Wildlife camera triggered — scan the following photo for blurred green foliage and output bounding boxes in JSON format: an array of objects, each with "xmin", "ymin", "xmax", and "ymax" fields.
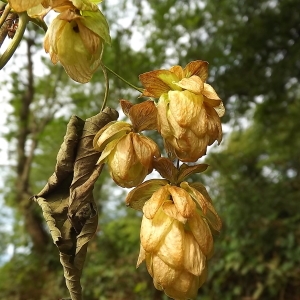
[{"xmin": 0, "ymin": 0, "xmax": 299, "ymax": 299}]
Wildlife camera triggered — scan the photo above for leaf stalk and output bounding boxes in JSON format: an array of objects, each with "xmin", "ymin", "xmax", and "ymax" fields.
[{"xmin": 104, "ymin": 64, "xmax": 144, "ymax": 93}]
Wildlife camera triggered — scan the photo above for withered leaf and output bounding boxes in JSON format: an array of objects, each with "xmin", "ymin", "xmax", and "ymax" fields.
[
  {"xmin": 68, "ymin": 107, "xmax": 119, "ymax": 230},
  {"xmin": 33, "ymin": 107, "xmax": 118, "ymax": 300},
  {"xmin": 37, "ymin": 116, "xmax": 85, "ymax": 197},
  {"xmin": 120, "ymin": 99, "xmax": 134, "ymax": 117},
  {"xmin": 128, "ymin": 100, "xmax": 158, "ymax": 132},
  {"xmin": 153, "ymin": 157, "xmax": 178, "ymax": 183},
  {"xmin": 177, "ymin": 163, "xmax": 209, "ymax": 183}
]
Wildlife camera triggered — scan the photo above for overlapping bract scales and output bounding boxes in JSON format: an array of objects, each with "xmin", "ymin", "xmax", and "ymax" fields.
[
  {"xmin": 139, "ymin": 60, "xmax": 225, "ymax": 162},
  {"xmin": 9, "ymin": 0, "xmax": 111, "ymax": 83},
  {"xmin": 93, "ymin": 100, "xmax": 160, "ymax": 188},
  {"xmin": 127, "ymin": 178, "xmax": 222, "ymax": 300}
]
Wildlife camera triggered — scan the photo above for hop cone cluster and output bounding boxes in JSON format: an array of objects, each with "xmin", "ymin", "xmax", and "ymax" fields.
[
  {"xmin": 93, "ymin": 61, "xmax": 225, "ymax": 299},
  {"xmin": 137, "ymin": 182, "xmax": 221, "ymax": 300},
  {"xmin": 9, "ymin": 0, "xmax": 225, "ymax": 297}
]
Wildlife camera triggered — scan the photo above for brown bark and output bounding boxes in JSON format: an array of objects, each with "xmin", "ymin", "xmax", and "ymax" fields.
[{"xmin": 0, "ymin": 9, "xmax": 18, "ymax": 47}]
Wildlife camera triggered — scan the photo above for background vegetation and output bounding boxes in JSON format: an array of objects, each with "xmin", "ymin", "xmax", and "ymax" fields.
[{"xmin": 0, "ymin": 0, "xmax": 299, "ymax": 299}]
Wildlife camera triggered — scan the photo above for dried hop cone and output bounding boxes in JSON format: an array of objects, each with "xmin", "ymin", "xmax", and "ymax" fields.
[
  {"xmin": 43, "ymin": 0, "xmax": 111, "ymax": 83},
  {"xmin": 93, "ymin": 101, "xmax": 160, "ymax": 188},
  {"xmin": 127, "ymin": 180, "xmax": 222, "ymax": 300},
  {"xmin": 139, "ymin": 60, "xmax": 225, "ymax": 162}
]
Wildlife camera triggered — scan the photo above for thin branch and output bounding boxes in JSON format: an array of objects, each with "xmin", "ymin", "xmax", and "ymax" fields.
[
  {"xmin": 0, "ymin": 3, "xmax": 10, "ymax": 28},
  {"xmin": 0, "ymin": 11, "xmax": 28, "ymax": 69},
  {"xmin": 0, "ymin": 10, "xmax": 17, "ymax": 48}
]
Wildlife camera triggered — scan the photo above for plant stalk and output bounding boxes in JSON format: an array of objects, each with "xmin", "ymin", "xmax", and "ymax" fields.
[
  {"xmin": 0, "ymin": 11, "xmax": 28, "ymax": 69},
  {"xmin": 100, "ymin": 62, "xmax": 109, "ymax": 112},
  {"xmin": 0, "ymin": 3, "xmax": 10, "ymax": 28},
  {"xmin": 104, "ymin": 64, "xmax": 144, "ymax": 93}
]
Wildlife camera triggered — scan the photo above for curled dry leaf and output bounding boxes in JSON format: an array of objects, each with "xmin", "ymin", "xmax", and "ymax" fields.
[
  {"xmin": 68, "ymin": 107, "xmax": 119, "ymax": 229},
  {"xmin": 33, "ymin": 107, "xmax": 118, "ymax": 300},
  {"xmin": 177, "ymin": 163, "xmax": 209, "ymax": 183},
  {"xmin": 152, "ymin": 157, "xmax": 178, "ymax": 184},
  {"xmin": 37, "ymin": 115, "xmax": 85, "ymax": 197}
]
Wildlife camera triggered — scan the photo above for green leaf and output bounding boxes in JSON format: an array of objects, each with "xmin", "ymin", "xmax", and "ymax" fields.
[{"xmin": 81, "ymin": 10, "xmax": 111, "ymax": 44}]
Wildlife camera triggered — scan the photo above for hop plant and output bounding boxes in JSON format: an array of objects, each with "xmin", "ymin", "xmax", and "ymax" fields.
[
  {"xmin": 8, "ymin": 0, "xmax": 111, "ymax": 83},
  {"xmin": 2, "ymin": 0, "xmax": 226, "ymax": 297},
  {"xmin": 91, "ymin": 60, "xmax": 225, "ymax": 299},
  {"xmin": 93, "ymin": 100, "xmax": 160, "ymax": 188},
  {"xmin": 125, "ymin": 159, "xmax": 222, "ymax": 299},
  {"xmin": 44, "ymin": 0, "xmax": 110, "ymax": 83},
  {"xmin": 139, "ymin": 60, "xmax": 225, "ymax": 162}
]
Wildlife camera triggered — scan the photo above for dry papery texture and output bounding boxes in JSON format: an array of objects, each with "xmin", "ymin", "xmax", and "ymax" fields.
[{"xmin": 34, "ymin": 107, "xmax": 118, "ymax": 300}]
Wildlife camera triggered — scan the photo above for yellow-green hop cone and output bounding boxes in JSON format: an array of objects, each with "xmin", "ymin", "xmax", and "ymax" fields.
[
  {"xmin": 44, "ymin": 4, "xmax": 110, "ymax": 83},
  {"xmin": 139, "ymin": 60, "xmax": 225, "ymax": 162},
  {"xmin": 136, "ymin": 183, "xmax": 219, "ymax": 300},
  {"xmin": 93, "ymin": 121, "xmax": 160, "ymax": 188},
  {"xmin": 93, "ymin": 100, "xmax": 160, "ymax": 188}
]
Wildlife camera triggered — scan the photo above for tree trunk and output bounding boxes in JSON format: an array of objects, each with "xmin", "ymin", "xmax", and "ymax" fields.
[
  {"xmin": 11, "ymin": 33, "xmax": 61, "ymax": 300},
  {"xmin": 15, "ymin": 37, "xmax": 51, "ymax": 255}
]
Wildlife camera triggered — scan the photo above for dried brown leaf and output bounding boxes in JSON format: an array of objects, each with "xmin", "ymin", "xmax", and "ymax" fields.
[
  {"xmin": 37, "ymin": 116, "xmax": 85, "ymax": 197},
  {"xmin": 68, "ymin": 107, "xmax": 119, "ymax": 232},
  {"xmin": 153, "ymin": 157, "xmax": 178, "ymax": 183},
  {"xmin": 177, "ymin": 163, "xmax": 209, "ymax": 183},
  {"xmin": 33, "ymin": 107, "xmax": 119, "ymax": 300}
]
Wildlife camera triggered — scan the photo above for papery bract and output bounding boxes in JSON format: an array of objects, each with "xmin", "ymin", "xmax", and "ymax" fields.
[
  {"xmin": 44, "ymin": 6, "xmax": 110, "ymax": 83},
  {"xmin": 139, "ymin": 60, "xmax": 225, "ymax": 162},
  {"xmin": 133, "ymin": 182, "xmax": 220, "ymax": 299},
  {"xmin": 120, "ymin": 99, "xmax": 158, "ymax": 132},
  {"xmin": 94, "ymin": 130, "xmax": 160, "ymax": 188}
]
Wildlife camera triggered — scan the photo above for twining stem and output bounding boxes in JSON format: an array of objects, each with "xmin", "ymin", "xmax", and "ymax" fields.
[
  {"xmin": 104, "ymin": 64, "xmax": 144, "ymax": 93},
  {"xmin": 100, "ymin": 62, "xmax": 109, "ymax": 112},
  {"xmin": 0, "ymin": 3, "xmax": 10, "ymax": 28},
  {"xmin": 0, "ymin": 12, "xmax": 28, "ymax": 69},
  {"xmin": 28, "ymin": 17, "xmax": 48, "ymax": 32}
]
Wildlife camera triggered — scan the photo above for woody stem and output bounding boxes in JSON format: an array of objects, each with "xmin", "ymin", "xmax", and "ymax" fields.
[
  {"xmin": 0, "ymin": 12, "xmax": 28, "ymax": 69},
  {"xmin": 0, "ymin": 3, "xmax": 10, "ymax": 28}
]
